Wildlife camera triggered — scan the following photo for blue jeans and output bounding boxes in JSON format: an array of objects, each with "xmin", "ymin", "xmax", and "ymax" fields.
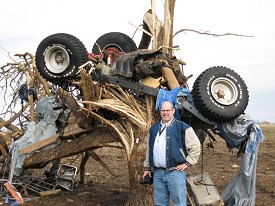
[{"xmin": 153, "ymin": 168, "xmax": 187, "ymax": 206}]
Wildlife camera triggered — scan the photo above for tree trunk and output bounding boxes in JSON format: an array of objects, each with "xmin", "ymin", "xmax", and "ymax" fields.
[
  {"xmin": 127, "ymin": 131, "xmax": 154, "ymax": 206},
  {"xmin": 126, "ymin": 94, "xmax": 156, "ymax": 205},
  {"xmin": 162, "ymin": 0, "xmax": 176, "ymax": 55},
  {"xmin": 23, "ymin": 127, "xmax": 117, "ymax": 169}
]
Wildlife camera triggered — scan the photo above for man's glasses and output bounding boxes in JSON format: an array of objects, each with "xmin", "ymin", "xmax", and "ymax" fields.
[{"xmin": 160, "ymin": 110, "xmax": 172, "ymax": 113}]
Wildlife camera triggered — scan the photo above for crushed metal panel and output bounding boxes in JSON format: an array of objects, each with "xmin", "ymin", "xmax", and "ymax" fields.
[
  {"xmin": 35, "ymin": 95, "xmax": 69, "ymax": 122},
  {"xmin": 8, "ymin": 96, "xmax": 70, "ymax": 177}
]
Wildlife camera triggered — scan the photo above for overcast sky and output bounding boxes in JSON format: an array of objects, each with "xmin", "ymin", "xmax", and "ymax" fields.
[{"xmin": 1, "ymin": 0, "xmax": 275, "ymax": 123}]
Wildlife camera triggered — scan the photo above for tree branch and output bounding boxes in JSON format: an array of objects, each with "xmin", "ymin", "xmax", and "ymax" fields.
[{"xmin": 173, "ymin": 29, "xmax": 254, "ymax": 38}]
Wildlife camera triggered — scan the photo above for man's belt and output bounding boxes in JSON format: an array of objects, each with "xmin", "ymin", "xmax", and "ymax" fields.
[{"xmin": 154, "ymin": 166, "xmax": 177, "ymax": 171}]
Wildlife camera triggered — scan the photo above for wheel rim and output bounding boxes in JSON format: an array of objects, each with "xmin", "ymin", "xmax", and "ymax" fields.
[
  {"xmin": 103, "ymin": 45, "xmax": 123, "ymax": 62},
  {"xmin": 45, "ymin": 46, "xmax": 70, "ymax": 74},
  {"xmin": 211, "ymin": 77, "xmax": 238, "ymax": 106}
]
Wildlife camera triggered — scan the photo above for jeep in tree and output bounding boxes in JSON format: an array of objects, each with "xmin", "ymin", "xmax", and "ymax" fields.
[{"xmin": 35, "ymin": 31, "xmax": 249, "ymax": 127}]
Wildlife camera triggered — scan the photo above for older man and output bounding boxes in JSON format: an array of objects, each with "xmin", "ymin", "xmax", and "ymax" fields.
[{"xmin": 143, "ymin": 101, "xmax": 201, "ymax": 206}]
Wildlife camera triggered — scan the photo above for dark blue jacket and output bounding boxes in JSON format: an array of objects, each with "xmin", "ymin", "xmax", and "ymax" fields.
[{"xmin": 148, "ymin": 119, "xmax": 189, "ymax": 168}]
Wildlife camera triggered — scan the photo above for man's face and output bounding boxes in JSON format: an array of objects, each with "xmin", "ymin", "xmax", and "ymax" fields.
[{"xmin": 160, "ymin": 102, "xmax": 175, "ymax": 123}]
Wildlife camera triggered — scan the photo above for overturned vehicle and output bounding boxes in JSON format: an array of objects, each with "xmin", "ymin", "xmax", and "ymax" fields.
[{"xmin": 35, "ymin": 32, "xmax": 249, "ymax": 145}]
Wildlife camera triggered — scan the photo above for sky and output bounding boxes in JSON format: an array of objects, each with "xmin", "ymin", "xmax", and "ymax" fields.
[{"xmin": 0, "ymin": 0, "xmax": 275, "ymax": 123}]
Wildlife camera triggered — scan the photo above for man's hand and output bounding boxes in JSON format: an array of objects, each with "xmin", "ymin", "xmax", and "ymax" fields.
[
  {"xmin": 176, "ymin": 163, "xmax": 189, "ymax": 171},
  {"xmin": 140, "ymin": 170, "xmax": 153, "ymax": 185},
  {"xmin": 143, "ymin": 170, "xmax": 151, "ymax": 178}
]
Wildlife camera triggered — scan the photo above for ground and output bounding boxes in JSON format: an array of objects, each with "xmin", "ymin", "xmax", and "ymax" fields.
[{"xmin": 8, "ymin": 124, "xmax": 275, "ymax": 205}]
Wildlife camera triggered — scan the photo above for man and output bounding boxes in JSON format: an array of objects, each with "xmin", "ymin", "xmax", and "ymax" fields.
[{"xmin": 143, "ymin": 101, "xmax": 201, "ymax": 206}]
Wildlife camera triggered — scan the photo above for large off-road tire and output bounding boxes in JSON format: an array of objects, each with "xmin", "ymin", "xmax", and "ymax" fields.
[
  {"xmin": 92, "ymin": 32, "xmax": 137, "ymax": 62},
  {"xmin": 192, "ymin": 66, "xmax": 249, "ymax": 122},
  {"xmin": 35, "ymin": 33, "xmax": 89, "ymax": 83}
]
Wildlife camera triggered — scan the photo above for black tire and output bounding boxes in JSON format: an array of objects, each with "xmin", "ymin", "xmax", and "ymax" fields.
[
  {"xmin": 35, "ymin": 33, "xmax": 89, "ymax": 83},
  {"xmin": 192, "ymin": 66, "xmax": 249, "ymax": 122},
  {"xmin": 92, "ymin": 32, "xmax": 137, "ymax": 62}
]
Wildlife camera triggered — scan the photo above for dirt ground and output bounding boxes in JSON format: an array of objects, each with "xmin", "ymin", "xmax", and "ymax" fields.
[{"xmin": 7, "ymin": 124, "xmax": 275, "ymax": 206}]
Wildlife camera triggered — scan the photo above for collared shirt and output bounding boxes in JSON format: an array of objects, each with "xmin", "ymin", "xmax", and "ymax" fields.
[{"xmin": 153, "ymin": 118, "xmax": 174, "ymax": 168}]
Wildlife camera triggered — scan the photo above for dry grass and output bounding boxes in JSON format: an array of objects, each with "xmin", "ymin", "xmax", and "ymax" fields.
[{"xmin": 259, "ymin": 124, "xmax": 275, "ymax": 139}]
